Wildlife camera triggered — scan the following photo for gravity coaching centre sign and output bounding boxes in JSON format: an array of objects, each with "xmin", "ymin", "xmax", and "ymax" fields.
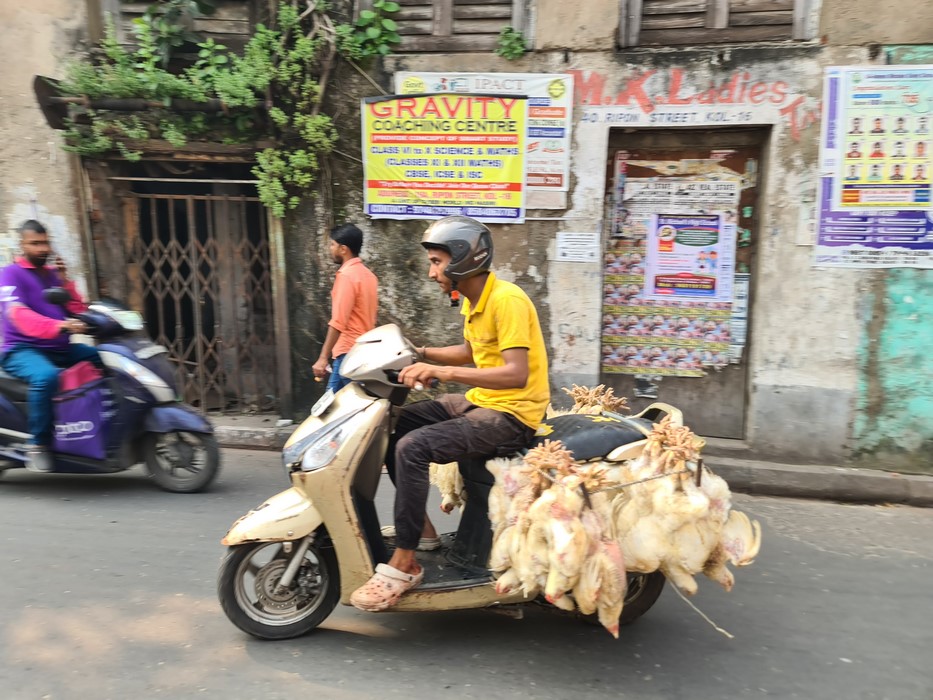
[{"xmin": 361, "ymin": 94, "xmax": 528, "ymax": 224}]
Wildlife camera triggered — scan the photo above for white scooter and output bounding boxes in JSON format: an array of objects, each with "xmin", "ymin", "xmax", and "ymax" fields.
[{"xmin": 218, "ymin": 324, "xmax": 679, "ymax": 639}]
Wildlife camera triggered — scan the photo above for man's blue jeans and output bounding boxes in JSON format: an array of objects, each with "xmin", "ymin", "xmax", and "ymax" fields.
[
  {"xmin": 327, "ymin": 353, "xmax": 351, "ymax": 393},
  {"xmin": 1, "ymin": 343, "xmax": 101, "ymax": 447}
]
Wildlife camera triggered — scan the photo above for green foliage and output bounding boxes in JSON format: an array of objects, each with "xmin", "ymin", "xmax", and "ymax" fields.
[
  {"xmin": 60, "ymin": 2, "xmax": 358, "ymax": 218},
  {"xmin": 496, "ymin": 26, "xmax": 527, "ymax": 61},
  {"xmin": 130, "ymin": 0, "xmax": 217, "ymax": 67},
  {"xmin": 244, "ymin": 5, "xmax": 338, "ymax": 216},
  {"xmin": 353, "ymin": 0, "xmax": 402, "ymax": 58}
]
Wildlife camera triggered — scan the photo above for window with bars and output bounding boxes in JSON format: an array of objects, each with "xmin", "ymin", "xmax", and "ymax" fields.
[
  {"xmin": 619, "ymin": 0, "xmax": 817, "ymax": 47},
  {"xmin": 358, "ymin": 0, "xmax": 526, "ymax": 52}
]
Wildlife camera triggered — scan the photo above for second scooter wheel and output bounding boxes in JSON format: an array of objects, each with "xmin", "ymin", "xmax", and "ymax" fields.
[{"xmin": 143, "ymin": 431, "xmax": 220, "ymax": 493}]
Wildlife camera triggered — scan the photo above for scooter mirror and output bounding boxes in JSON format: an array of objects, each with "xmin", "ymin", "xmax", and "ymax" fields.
[{"xmin": 42, "ymin": 287, "xmax": 72, "ymax": 306}]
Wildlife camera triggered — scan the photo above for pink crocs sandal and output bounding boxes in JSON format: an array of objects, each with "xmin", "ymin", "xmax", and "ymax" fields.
[{"xmin": 350, "ymin": 563, "xmax": 424, "ymax": 612}]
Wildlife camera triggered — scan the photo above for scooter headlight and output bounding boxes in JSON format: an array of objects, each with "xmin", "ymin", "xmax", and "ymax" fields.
[
  {"xmin": 282, "ymin": 408, "xmax": 365, "ymax": 473},
  {"xmin": 100, "ymin": 351, "xmax": 177, "ymax": 403},
  {"xmin": 301, "ymin": 424, "xmax": 347, "ymax": 472}
]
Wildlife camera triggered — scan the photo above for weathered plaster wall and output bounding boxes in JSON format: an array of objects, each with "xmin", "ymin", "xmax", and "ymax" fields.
[
  {"xmin": 0, "ymin": 3, "xmax": 88, "ymax": 292},
  {"xmin": 385, "ymin": 46, "xmax": 866, "ymax": 461},
  {"xmin": 288, "ymin": 4, "xmax": 929, "ymax": 466},
  {"xmin": 533, "ymin": 0, "xmax": 618, "ymax": 52},
  {"xmin": 285, "ymin": 60, "xmax": 559, "ymax": 416},
  {"xmin": 821, "ymin": 0, "xmax": 933, "ymax": 45},
  {"xmin": 570, "ymin": 46, "xmax": 871, "ymax": 462}
]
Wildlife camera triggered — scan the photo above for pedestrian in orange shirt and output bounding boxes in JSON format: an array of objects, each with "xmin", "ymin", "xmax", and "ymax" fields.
[{"xmin": 312, "ymin": 224, "xmax": 378, "ymax": 392}]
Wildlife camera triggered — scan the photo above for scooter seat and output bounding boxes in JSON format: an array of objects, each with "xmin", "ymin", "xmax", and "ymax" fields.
[
  {"xmin": 0, "ymin": 368, "xmax": 29, "ymax": 401},
  {"xmin": 530, "ymin": 413, "xmax": 651, "ymax": 461}
]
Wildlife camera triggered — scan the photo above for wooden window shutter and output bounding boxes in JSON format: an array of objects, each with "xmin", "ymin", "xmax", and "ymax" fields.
[
  {"xmin": 619, "ymin": 0, "xmax": 815, "ymax": 47},
  {"xmin": 359, "ymin": 0, "xmax": 526, "ymax": 53},
  {"xmin": 89, "ymin": 0, "xmax": 258, "ymax": 54}
]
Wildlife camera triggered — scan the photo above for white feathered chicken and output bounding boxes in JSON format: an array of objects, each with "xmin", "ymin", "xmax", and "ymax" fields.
[
  {"xmin": 613, "ymin": 416, "xmax": 762, "ymax": 595},
  {"xmin": 429, "ymin": 461, "xmax": 466, "ymax": 513}
]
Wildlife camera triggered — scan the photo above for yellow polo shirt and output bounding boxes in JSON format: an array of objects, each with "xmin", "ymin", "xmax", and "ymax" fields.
[{"xmin": 461, "ymin": 272, "xmax": 550, "ymax": 429}]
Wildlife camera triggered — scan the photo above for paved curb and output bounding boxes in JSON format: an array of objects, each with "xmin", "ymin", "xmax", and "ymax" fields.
[
  {"xmin": 213, "ymin": 424, "xmax": 933, "ymax": 508},
  {"xmin": 706, "ymin": 456, "xmax": 933, "ymax": 508},
  {"xmin": 214, "ymin": 424, "xmax": 295, "ymax": 451}
]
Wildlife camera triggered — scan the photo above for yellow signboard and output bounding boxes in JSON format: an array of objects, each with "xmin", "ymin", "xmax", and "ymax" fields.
[{"xmin": 362, "ymin": 94, "xmax": 527, "ymax": 223}]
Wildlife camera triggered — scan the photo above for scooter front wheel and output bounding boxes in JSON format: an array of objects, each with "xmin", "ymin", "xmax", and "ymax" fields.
[
  {"xmin": 218, "ymin": 537, "xmax": 340, "ymax": 640},
  {"xmin": 143, "ymin": 431, "xmax": 220, "ymax": 493}
]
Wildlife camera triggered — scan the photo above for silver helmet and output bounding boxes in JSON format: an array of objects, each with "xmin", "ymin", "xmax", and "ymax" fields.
[{"xmin": 420, "ymin": 216, "xmax": 493, "ymax": 283}]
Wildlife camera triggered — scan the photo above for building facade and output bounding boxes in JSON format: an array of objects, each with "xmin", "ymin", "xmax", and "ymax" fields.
[{"xmin": 2, "ymin": 0, "xmax": 931, "ymax": 471}]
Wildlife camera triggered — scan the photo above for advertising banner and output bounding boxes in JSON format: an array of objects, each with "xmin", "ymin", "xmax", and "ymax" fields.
[
  {"xmin": 815, "ymin": 67, "xmax": 933, "ymax": 267},
  {"xmin": 362, "ymin": 94, "xmax": 527, "ymax": 223},
  {"xmin": 832, "ymin": 66, "xmax": 933, "ymax": 210},
  {"xmin": 395, "ymin": 72, "xmax": 573, "ymax": 190}
]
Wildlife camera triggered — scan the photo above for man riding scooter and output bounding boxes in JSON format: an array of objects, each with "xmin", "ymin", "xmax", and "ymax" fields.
[
  {"xmin": 0, "ymin": 220, "xmax": 99, "ymax": 472},
  {"xmin": 349, "ymin": 215, "xmax": 551, "ymax": 611}
]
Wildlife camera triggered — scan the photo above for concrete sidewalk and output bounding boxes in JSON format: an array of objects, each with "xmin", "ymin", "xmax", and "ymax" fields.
[{"xmin": 212, "ymin": 416, "xmax": 933, "ymax": 508}]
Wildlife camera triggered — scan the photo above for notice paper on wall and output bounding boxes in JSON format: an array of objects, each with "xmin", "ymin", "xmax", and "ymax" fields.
[{"xmin": 556, "ymin": 232, "xmax": 600, "ymax": 262}]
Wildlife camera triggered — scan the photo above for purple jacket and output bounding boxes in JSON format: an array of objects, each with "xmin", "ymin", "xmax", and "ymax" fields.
[{"xmin": 0, "ymin": 261, "xmax": 71, "ymax": 352}]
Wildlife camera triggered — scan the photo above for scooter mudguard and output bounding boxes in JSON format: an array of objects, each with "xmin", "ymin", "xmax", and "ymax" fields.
[
  {"xmin": 221, "ymin": 487, "xmax": 323, "ymax": 546},
  {"xmin": 144, "ymin": 403, "xmax": 213, "ymax": 434}
]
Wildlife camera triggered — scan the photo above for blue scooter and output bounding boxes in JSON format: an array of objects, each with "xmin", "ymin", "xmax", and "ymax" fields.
[{"xmin": 0, "ymin": 289, "xmax": 220, "ymax": 492}]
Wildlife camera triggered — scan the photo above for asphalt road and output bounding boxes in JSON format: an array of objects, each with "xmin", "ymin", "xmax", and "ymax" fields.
[{"xmin": 1, "ymin": 449, "xmax": 931, "ymax": 700}]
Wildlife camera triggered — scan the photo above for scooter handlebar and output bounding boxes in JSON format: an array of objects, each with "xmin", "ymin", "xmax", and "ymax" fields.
[{"xmin": 384, "ymin": 370, "xmax": 439, "ymax": 390}]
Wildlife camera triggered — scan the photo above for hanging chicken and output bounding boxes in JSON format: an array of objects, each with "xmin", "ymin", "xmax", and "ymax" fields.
[
  {"xmin": 613, "ymin": 416, "xmax": 761, "ymax": 595},
  {"xmin": 429, "ymin": 461, "xmax": 466, "ymax": 513},
  {"xmin": 478, "ymin": 385, "xmax": 762, "ymax": 638}
]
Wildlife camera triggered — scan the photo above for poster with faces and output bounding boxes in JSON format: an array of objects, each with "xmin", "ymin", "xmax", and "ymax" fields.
[{"xmin": 834, "ymin": 67, "xmax": 933, "ymax": 209}]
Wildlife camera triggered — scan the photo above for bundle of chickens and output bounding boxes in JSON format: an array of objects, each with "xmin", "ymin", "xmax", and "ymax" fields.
[{"xmin": 476, "ymin": 387, "xmax": 761, "ymax": 638}]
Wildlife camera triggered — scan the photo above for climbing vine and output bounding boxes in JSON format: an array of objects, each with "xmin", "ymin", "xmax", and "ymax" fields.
[{"xmin": 60, "ymin": 1, "xmax": 388, "ymax": 217}]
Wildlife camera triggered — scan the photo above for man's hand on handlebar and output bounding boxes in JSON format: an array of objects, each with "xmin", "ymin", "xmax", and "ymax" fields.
[
  {"xmin": 398, "ymin": 362, "xmax": 446, "ymax": 390},
  {"xmin": 60, "ymin": 319, "xmax": 87, "ymax": 335}
]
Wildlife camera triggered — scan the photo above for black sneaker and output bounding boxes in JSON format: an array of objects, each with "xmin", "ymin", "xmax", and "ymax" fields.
[{"xmin": 26, "ymin": 448, "xmax": 54, "ymax": 473}]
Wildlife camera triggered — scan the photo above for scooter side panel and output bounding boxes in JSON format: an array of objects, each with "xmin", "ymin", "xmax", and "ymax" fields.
[
  {"xmin": 144, "ymin": 404, "xmax": 213, "ymax": 434},
  {"xmin": 221, "ymin": 487, "xmax": 323, "ymax": 545}
]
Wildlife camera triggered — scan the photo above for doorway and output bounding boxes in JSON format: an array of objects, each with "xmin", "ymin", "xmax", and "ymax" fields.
[
  {"xmin": 599, "ymin": 128, "xmax": 768, "ymax": 439},
  {"xmin": 121, "ymin": 188, "xmax": 279, "ymax": 414}
]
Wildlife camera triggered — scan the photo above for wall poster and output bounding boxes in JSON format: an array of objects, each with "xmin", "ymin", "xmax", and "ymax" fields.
[
  {"xmin": 602, "ymin": 155, "xmax": 740, "ymax": 378},
  {"xmin": 394, "ymin": 72, "xmax": 573, "ymax": 191},
  {"xmin": 643, "ymin": 213, "xmax": 735, "ymax": 303},
  {"xmin": 816, "ymin": 66, "xmax": 933, "ymax": 268},
  {"xmin": 361, "ymin": 94, "xmax": 527, "ymax": 223}
]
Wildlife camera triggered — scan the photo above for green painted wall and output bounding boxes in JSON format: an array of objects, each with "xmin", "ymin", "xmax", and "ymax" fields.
[
  {"xmin": 854, "ymin": 271, "xmax": 933, "ymax": 472},
  {"xmin": 854, "ymin": 47, "xmax": 933, "ymax": 473}
]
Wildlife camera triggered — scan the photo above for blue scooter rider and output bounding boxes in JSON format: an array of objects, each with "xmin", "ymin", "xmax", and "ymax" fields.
[{"xmin": 0, "ymin": 220, "xmax": 100, "ymax": 472}]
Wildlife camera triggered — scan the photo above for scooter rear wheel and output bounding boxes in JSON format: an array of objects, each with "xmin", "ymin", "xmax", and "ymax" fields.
[
  {"xmin": 218, "ymin": 537, "xmax": 340, "ymax": 640},
  {"xmin": 143, "ymin": 431, "xmax": 220, "ymax": 493}
]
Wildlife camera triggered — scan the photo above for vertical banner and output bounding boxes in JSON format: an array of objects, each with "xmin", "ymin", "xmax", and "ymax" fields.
[
  {"xmin": 394, "ymin": 72, "xmax": 573, "ymax": 191},
  {"xmin": 815, "ymin": 67, "xmax": 933, "ymax": 268},
  {"xmin": 362, "ymin": 94, "xmax": 527, "ymax": 223},
  {"xmin": 833, "ymin": 66, "xmax": 933, "ymax": 210}
]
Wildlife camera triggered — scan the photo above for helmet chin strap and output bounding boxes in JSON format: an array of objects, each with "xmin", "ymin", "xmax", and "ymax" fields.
[{"xmin": 449, "ymin": 281, "xmax": 460, "ymax": 307}]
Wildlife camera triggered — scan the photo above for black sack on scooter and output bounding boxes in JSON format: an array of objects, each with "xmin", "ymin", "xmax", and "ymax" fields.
[{"xmin": 531, "ymin": 413, "xmax": 648, "ymax": 462}]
